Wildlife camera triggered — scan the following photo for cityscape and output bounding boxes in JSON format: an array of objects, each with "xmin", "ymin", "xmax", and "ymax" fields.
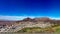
[{"xmin": 0, "ymin": 17, "xmax": 60, "ymax": 33}]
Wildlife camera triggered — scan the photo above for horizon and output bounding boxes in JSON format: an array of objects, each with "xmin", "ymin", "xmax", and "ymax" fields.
[{"xmin": 0, "ymin": 15, "xmax": 60, "ymax": 21}]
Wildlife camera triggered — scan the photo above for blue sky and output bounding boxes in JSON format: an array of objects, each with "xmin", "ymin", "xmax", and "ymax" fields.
[{"xmin": 0, "ymin": 0, "xmax": 60, "ymax": 20}]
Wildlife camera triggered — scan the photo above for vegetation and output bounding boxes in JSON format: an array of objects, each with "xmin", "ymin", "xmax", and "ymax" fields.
[
  {"xmin": 17, "ymin": 27, "xmax": 42, "ymax": 33},
  {"xmin": 17, "ymin": 24, "xmax": 60, "ymax": 33},
  {"xmin": 17, "ymin": 27, "xmax": 54, "ymax": 33}
]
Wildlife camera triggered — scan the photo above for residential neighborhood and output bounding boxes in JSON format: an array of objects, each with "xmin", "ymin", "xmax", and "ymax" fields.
[{"xmin": 0, "ymin": 17, "xmax": 60, "ymax": 32}]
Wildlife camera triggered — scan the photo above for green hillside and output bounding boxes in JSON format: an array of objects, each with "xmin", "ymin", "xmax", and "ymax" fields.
[{"xmin": 17, "ymin": 25, "xmax": 60, "ymax": 33}]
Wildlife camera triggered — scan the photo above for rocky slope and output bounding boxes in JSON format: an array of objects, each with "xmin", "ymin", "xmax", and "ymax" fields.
[{"xmin": 0, "ymin": 17, "xmax": 60, "ymax": 28}]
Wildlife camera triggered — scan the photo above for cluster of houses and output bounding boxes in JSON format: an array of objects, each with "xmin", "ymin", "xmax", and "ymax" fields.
[{"xmin": 0, "ymin": 22, "xmax": 20, "ymax": 32}]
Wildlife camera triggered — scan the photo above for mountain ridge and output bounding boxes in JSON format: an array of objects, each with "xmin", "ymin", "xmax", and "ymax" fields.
[{"xmin": 0, "ymin": 17, "xmax": 60, "ymax": 26}]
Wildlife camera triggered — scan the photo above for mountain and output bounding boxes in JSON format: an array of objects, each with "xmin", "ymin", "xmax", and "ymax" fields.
[
  {"xmin": 17, "ymin": 17, "xmax": 52, "ymax": 23},
  {"xmin": 0, "ymin": 17, "xmax": 60, "ymax": 26},
  {"xmin": 16, "ymin": 17, "xmax": 60, "ymax": 26}
]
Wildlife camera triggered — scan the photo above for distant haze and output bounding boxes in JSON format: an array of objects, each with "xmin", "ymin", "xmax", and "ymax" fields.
[{"xmin": 0, "ymin": 15, "xmax": 60, "ymax": 21}]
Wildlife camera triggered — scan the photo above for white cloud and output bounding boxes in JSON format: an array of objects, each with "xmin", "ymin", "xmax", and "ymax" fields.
[
  {"xmin": 49, "ymin": 17, "xmax": 60, "ymax": 20},
  {"xmin": 0, "ymin": 15, "xmax": 60, "ymax": 21},
  {"xmin": 0, "ymin": 15, "xmax": 35, "ymax": 21}
]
